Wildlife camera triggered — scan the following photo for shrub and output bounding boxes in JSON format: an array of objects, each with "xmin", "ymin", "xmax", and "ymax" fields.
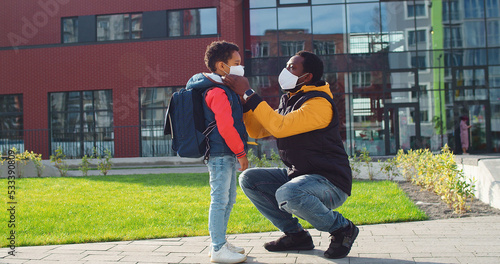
[
  {"xmin": 50, "ymin": 146, "xmax": 69, "ymax": 177},
  {"xmin": 382, "ymin": 144, "xmax": 475, "ymax": 214},
  {"xmin": 247, "ymin": 148, "xmax": 283, "ymax": 168},
  {"xmin": 97, "ymin": 149, "xmax": 113, "ymax": 176},
  {"xmin": 79, "ymin": 155, "xmax": 92, "ymax": 177}
]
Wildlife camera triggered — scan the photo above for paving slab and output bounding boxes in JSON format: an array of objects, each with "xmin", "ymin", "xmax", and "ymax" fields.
[{"xmin": 2, "ymin": 215, "xmax": 500, "ymax": 264}]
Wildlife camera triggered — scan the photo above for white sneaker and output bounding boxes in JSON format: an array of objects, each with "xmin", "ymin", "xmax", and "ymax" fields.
[
  {"xmin": 208, "ymin": 242, "xmax": 245, "ymax": 256},
  {"xmin": 210, "ymin": 243, "xmax": 247, "ymax": 263}
]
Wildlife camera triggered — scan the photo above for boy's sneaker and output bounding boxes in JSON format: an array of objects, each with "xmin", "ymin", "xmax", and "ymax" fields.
[
  {"xmin": 208, "ymin": 242, "xmax": 245, "ymax": 257},
  {"xmin": 264, "ymin": 230, "xmax": 314, "ymax": 251},
  {"xmin": 324, "ymin": 220, "xmax": 359, "ymax": 259},
  {"xmin": 210, "ymin": 243, "xmax": 247, "ymax": 263}
]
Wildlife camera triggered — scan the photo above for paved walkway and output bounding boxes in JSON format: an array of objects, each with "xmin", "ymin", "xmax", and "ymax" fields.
[{"xmin": 1, "ymin": 215, "xmax": 499, "ymax": 264}]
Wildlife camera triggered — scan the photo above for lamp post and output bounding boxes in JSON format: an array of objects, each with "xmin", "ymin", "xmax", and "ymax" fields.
[{"xmin": 438, "ymin": 53, "xmax": 444, "ymax": 148}]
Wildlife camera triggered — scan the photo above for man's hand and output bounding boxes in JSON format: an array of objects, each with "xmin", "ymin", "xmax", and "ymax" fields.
[
  {"xmin": 238, "ymin": 155, "xmax": 249, "ymax": 171},
  {"xmin": 222, "ymin": 74, "xmax": 251, "ymax": 96}
]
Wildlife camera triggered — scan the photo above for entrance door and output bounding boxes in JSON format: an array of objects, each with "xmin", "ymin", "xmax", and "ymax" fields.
[
  {"xmin": 454, "ymin": 101, "xmax": 491, "ymax": 153},
  {"xmin": 384, "ymin": 103, "xmax": 421, "ymax": 155},
  {"xmin": 452, "ymin": 66, "xmax": 491, "ymax": 153}
]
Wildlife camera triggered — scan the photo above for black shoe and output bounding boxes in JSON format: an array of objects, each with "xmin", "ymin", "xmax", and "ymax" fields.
[
  {"xmin": 264, "ymin": 230, "xmax": 315, "ymax": 251},
  {"xmin": 324, "ymin": 220, "xmax": 359, "ymax": 259}
]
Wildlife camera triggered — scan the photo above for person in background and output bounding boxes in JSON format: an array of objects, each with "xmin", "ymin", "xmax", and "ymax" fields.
[{"xmin": 460, "ymin": 115, "xmax": 472, "ymax": 154}]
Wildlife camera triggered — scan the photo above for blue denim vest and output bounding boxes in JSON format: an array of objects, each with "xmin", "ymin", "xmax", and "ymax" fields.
[{"xmin": 185, "ymin": 73, "xmax": 248, "ymax": 157}]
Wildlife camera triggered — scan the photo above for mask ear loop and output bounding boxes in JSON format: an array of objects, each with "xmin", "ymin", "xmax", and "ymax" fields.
[{"xmin": 295, "ymin": 73, "xmax": 310, "ymax": 88}]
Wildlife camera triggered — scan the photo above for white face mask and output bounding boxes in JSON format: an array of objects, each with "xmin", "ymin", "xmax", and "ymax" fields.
[
  {"xmin": 223, "ymin": 63, "xmax": 245, "ymax": 76},
  {"xmin": 278, "ymin": 68, "xmax": 309, "ymax": 90}
]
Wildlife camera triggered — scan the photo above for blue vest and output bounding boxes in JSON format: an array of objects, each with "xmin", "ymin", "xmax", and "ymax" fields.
[{"xmin": 185, "ymin": 73, "xmax": 248, "ymax": 158}]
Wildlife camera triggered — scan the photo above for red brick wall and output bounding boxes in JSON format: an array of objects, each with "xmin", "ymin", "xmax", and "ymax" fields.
[{"xmin": 0, "ymin": 0, "xmax": 244, "ymax": 157}]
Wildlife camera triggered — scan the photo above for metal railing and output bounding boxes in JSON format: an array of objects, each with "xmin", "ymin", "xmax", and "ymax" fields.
[{"xmin": 0, "ymin": 126, "xmax": 176, "ymax": 158}]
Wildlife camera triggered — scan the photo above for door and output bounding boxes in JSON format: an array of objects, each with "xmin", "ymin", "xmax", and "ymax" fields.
[
  {"xmin": 452, "ymin": 66, "xmax": 492, "ymax": 153},
  {"xmin": 454, "ymin": 101, "xmax": 491, "ymax": 153},
  {"xmin": 384, "ymin": 103, "xmax": 421, "ymax": 155}
]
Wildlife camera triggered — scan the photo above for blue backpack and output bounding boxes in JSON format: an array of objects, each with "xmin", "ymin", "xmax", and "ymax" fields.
[{"xmin": 164, "ymin": 79, "xmax": 216, "ymax": 158}]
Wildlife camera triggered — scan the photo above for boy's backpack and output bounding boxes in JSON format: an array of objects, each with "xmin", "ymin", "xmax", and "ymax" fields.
[{"xmin": 163, "ymin": 84, "xmax": 215, "ymax": 159}]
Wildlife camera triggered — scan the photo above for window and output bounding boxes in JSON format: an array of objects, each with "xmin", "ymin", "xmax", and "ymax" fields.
[
  {"xmin": 49, "ymin": 90, "xmax": 113, "ymax": 157},
  {"xmin": 464, "ymin": 0, "xmax": 485, "ymax": 18},
  {"xmin": 411, "ymin": 55, "xmax": 427, "ymax": 68},
  {"xmin": 97, "ymin": 13, "xmax": 142, "ymax": 41},
  {"xmin": 443, "ymin": 0, "xmax": 460, "ymax": 21},
  {"xmin": 352, "ymin": 72, "xmax": 371, "ymax": 88},
  {"xmin": 167, "ymin": 8, "xmax": 217, "ymax": 37},
  {"xmin": 0, "ymin": 94, "xmax": 23, "ymax": 153},
  {"xmin": 408, "ymin": 29, "xmax": 426, "ymax": 46},
  {"xmin": 487, "ymin": 20, "xmax": 500, "ymax": 46},
  {"xmin": 407, "ymin": 3, "xmax": 426, "ymax": 18},
  {"xmin": 444, "ymin": 26, "xmax": 463, "ymax": 48},
  {"xmin": 139, "ymin": 87, "xmax": 181, "ymax": 157},
  {"xmin": 314, "ymin": 40, "xmax": 335, "ymax": 55},
  {"xmin": 62, "ymin": 17, "xmax": 78, "ymax": 43},
  {"xmin": 280, "ymin": 41, "xmax": 304, "ymax": 56},
  {"xmin": 251, "ymin": 42, "xmax": 270, "ymax": 57}
]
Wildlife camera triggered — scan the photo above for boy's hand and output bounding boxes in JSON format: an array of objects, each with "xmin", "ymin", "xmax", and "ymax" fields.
[{"xmin": 238, "ymin": 156, "xmax": 249, "ymax": 171}]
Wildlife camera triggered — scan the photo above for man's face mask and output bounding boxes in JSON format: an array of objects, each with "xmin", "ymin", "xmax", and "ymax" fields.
[
  {"xmin": 223, "ymin": 63, "xmax": 245, "ymax": 76},
  {"xmin": 278, "ymin": 68, "xmax": 309, "ymax": 91}
]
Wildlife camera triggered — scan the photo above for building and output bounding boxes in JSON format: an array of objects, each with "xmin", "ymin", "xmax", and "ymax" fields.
[{"xmin": 1, "ymin": 0, "xmax": 499, "ymax": 159}]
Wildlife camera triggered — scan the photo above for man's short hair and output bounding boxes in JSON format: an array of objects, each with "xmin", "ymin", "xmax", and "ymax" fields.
[
  {"xmin": 296, "ymin": 50, "xmax": 324, "ymax": 84},
  {"xmin": 205, "ymin": 41, "xmax": 240, "ymax": 72}
]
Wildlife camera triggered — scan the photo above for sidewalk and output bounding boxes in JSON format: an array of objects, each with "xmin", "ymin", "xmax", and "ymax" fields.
[{"xmin": 2, "ymin": 215, "xmax": 499, "ymax": 264}]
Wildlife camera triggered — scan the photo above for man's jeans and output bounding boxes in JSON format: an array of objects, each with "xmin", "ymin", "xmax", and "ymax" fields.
[
  {"xmin": 207, "ymin": 155, "xmax": 237, "ymax": 251},
  {"xmin": 239, "ymin": 168, "xmax": 349, "ymax": 234}
]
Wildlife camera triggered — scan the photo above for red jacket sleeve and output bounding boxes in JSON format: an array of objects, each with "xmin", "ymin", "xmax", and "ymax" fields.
[{"xmin": 205, "ymin": 87, "xmax": 246, "ymax": 158}]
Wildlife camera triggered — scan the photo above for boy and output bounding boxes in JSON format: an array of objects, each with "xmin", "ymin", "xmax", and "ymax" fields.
[{"xmin": 184, "ymin": 41, "xmax": 248, "ymax": 263}]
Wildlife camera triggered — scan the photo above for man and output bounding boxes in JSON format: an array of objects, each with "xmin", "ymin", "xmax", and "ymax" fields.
[{"xmin": 223, "ymin": 51, "xmax": 357, "ymax": 259}]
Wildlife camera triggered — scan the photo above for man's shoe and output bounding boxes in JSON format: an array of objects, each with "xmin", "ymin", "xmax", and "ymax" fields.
[
  {"xmin": 324, "ymin": 220, "xmax": 359, "ymax": 259},
  {"xmin": 264, "ymin": 230, "xmax": 314, "ymax": 251},
  {"xmin": 208, "ymin": 242, "xmax": 245, "ymax": 257},
  {"xmin": 210, "ymin": 243, "xmax": 247, "ymax": 263}
]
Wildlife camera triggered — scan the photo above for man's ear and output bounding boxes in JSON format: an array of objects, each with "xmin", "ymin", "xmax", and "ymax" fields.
[{"xmin": 304, "ymin": 73, "xmax": 313, "ymax": 84}]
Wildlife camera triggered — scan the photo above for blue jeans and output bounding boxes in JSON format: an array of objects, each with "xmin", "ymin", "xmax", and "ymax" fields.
[
  {"xmin": 239, "ymin": 168, "xmax": 349, "ymax": 234},
  {"xmin": 207, "ymin": 155, "xmax": 237, "ymax": 251}
]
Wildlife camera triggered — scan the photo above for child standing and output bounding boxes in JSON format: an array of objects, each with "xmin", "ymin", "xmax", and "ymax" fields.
[{"xmin": 184, "ymin": 41, "xmax": 248, "ymax": 263}]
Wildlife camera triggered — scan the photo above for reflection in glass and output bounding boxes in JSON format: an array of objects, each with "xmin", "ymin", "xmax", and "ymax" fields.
[
  {"xmin": 97, "ymin": 14, "xmax": 127, "ymax": 41},
  {"xmin": 200, "ymin": 8, "xmax": 217, "ymax": 35},
  {"xmin": 280, "ymin": 0, "xmax": 309, "ymax": 4},
  {"xmin": 465, "ymin": 22, "xmax": 486, "ymax": 48},
  {"xmin": 278, "ymin": 7, "xmax": 311, "ymax": 32},
  {"xmin": 312, "ymin": 0, "xmax": 343, "ymax": 4},
  {"xmin": 487, "ymin": 20, "xmax": 500, "ymax": 46},
  {"xmin": 62, "ymin": 17, "xmax": 78, "ymax": 43},
  {"xmin": 312, "ymin": 5, "xmax": 345, "ymax": 35},
  {"xmin": 139, "ymin": 87, "xmax": 181, "ymax": 157},
  {"xmin": 49, "ymin": 91, "xmax": 113, "ymax": 157},
  {"xmin": 249, "ymin": 0, "xmax": 277, "ymax": 8},
  {"xmin": 486, "ymin": 0, "xmax": 500, "ymax": 17},
  {"xmin": 464, "ymin": 0, "xmax": 485, "ymax": 18},
  {"xmin": 168, "ymin": 11, "xmax": 181, "ymax": 37}
]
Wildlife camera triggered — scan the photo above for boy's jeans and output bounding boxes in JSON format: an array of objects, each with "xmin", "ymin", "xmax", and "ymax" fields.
[
  {"xmin": 207, "ymin": 155, "xmax": 237, "ymax": 252},
  {"xmin": 239, "ymin": 168, "xmax": 349, "ymax": 234}
]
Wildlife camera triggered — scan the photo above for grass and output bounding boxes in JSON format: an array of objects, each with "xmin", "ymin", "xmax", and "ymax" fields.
[{"xmin": 1, "ymin": 173, "xmax": 427, "ymax": 247}]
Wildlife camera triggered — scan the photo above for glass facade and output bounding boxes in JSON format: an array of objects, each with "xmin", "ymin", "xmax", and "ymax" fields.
[
  {"xmin": 0, "ymin": 94, "xmax": 23, "ymax": 154},
  {"xmin": 168, "ymin": 8, "xmax": 217, "ymax": 37},
  {"xmin": 245, "ymin": 0, "xmax": 500, "ymax": 155},
  {"xmin": 49, "ymin": 90, "xmax": 113, "ymax": 157},
  {"xmin": 97, "ymin": 13, "xmax": 143, "ymax": 41},
  {"xmin": 139, "ymin": 87, "xmax": 181, "ymax": 157}
]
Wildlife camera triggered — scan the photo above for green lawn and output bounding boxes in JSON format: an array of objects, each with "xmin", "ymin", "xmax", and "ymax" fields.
[{"xmin": 1, "ymin": 173, "xmax": 427, "ymax": 247}]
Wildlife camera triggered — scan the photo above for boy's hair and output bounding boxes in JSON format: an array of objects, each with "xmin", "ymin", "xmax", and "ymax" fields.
[
  {"xmin": 296, "ymin": 50, "xmax": 324, "ymax": 84},
  {"xmin": 205, "ymin": 41, "xmax": 240, "ymax": 72}
]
